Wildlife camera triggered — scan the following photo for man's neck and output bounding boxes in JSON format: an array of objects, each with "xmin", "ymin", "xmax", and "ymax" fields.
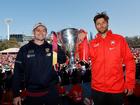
[
  {"xmin": 34, "ymin": 39, "xmax": 45, "ymax": 45},
  {"xmin": 101, "ymin": 33, "xmax": 107, "ymax": 38}
]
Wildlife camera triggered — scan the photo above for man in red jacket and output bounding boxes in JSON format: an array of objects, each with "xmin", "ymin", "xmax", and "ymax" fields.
[
  {"xmin": 91, "ymin": 12, "xmax": 136, "ymax": 105},
  {"xmin": 78, "ymin": 12, "xmax": 136, "ymax": 105}
]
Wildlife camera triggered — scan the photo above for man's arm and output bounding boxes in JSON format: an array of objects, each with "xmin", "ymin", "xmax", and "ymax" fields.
[
  {"xmin": 12, "ymin": 48, "xmax": 25, "ymax": 104},
  {"xmin": 57, "ymin": 45, "xmax": 67, "ymax": 64},
  {"xmin": 122, "ymin": 38, "xmax": 136, "ymax": 95}
]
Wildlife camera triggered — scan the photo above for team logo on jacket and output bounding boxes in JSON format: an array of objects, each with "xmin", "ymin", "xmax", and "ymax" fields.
[
  {"xmin": 45, "ymin": 48, "xmax": 51, "ymax": 56},
  {"xmin": 111, "ymin": 40, "xmax": 115, "ymax": 45},
  {"xmin": 45, "ymin": 48, "xmax": 50, "ymax": 53},
  {"xmin": 109, "ymin": 40, "xmax": 116, "ymax": 51}
]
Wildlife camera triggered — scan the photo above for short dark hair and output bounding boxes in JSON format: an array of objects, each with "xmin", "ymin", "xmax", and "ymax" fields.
[{"xmin": 93, "ymin": 12, "xmax": 109, "ymax": 24}]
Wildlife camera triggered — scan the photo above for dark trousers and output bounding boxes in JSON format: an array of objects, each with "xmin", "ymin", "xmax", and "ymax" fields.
[
  {"xmin": 23, "ymin": 88, "xmax": 60, "ymax": 105},
  {"xmin": 91, "ymin": 89, "xmax": 124, "ymax": 105}
]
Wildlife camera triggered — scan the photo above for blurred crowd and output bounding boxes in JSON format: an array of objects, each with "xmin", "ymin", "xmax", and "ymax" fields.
[
  {"xmin": 0, "ymin": 54, "xmax": 16, "ymax": 74},
  {"xmin": 0, "ymin": 54, "xmax": 16, "ymax": 92},
  {"xmin": 131, "ymin": 48, "xmax": 140, "ymax": 64},
  {"xmin": 0, "ymin": 47, "xmax": 140, "ymax": 84},
  {"xmin": 0, "ymin": 47, "xmax": 140, "ymax": 105},
  {"xmin": 0, "ymin": 47, "xmax": 139, "ymax": 74}
]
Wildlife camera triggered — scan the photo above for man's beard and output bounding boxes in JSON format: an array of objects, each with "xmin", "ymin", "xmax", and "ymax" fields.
[{"xmin": 98, "ymin": 28, "xmax": 108, "ymax": 34}]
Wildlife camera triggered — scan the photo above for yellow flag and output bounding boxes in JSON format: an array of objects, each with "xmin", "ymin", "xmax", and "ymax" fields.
[{"xmin": 53, "ymin": 51, "xmax": 57, "ymax": 65}]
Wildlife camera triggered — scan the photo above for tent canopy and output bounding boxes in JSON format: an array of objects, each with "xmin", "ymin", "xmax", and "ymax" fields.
[{"xmin": 0, "ymin": 48, "xmax": 19, "ymax": 54}]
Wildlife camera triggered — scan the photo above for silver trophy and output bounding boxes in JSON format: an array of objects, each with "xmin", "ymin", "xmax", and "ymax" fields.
[{"xmin": 59, "ymin": 28, "xmax": 78, "ymax": 70}]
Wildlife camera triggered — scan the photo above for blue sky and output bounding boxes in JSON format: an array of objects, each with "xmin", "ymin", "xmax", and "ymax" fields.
[{"xmin": 0, "ymin": 0, "xmax": 140, "ymax": 39}]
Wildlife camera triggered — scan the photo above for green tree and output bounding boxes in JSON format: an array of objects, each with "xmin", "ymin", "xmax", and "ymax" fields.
[
  {"xmin": 125, "ymin": 36, "xmax": 140, "ymax": 47},
  {"xmin": 0, "ymin": 39, "xmax": 20, "ymax": 51}
]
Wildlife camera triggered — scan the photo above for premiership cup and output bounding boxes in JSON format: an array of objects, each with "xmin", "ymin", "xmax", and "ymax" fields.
[{"xmin": 59, "ymin": 28, "xmax": 78, "ymax": 70}]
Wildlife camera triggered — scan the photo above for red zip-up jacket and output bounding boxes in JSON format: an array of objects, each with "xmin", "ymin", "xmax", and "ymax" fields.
[{"xmin": 79, "ymin": 30, "xmax": 135, "ymax": 93}]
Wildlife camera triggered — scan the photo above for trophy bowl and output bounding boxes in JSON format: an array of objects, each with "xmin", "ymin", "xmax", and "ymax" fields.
[{"xmin": 59, "ymin": 28, "xmax": 78, "ymax": 70}]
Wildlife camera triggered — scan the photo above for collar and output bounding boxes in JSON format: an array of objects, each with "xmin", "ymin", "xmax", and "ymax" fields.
[
  {"xmin": 96, "ymin": 30, "xmax": 113, "ymax": 39},
  {"xmin": 29, "ymin": 40, "xmax": 49, "ymax": 47}
]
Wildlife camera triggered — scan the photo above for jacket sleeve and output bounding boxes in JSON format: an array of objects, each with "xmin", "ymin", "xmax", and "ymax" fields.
[
  {"xmin": 12, "ymin": 47, "xmax": 25, "ymax": 97},
  {"xmin": 57, "ymin": 45, "xmax": 67, "ymax": 64},
  {"xmin": 122, "ymin": 38, "xmax": 136, "ymax": 90}
]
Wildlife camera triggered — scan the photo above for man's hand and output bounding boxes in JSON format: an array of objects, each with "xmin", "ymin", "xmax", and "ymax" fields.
[
  {"xmin": 124, "ymin": 89, "xmax": 134, "ymax": 96},
  {"xmin": 13, "ymin": 96, "xmax": 22, "ymax": 105}
]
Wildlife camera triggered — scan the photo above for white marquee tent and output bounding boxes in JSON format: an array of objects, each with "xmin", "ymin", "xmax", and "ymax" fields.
[{"xmin": 0, "ymin": 48, "xmax": 19, "ymax": 54}]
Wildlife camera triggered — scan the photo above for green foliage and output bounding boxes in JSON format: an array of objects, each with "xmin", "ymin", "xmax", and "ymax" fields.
[
  {"xmin": 0, "ymin": 38, "xmax": 20, "ymax": 51},
  {"xmin": 125, "ymin": 36, "xmax": 140, "ymax": 48}
]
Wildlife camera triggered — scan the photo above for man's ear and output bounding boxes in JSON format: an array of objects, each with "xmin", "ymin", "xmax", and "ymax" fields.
[{"xmin": 32, "ymin": 31, "xmax": 35, "ymax": 35}]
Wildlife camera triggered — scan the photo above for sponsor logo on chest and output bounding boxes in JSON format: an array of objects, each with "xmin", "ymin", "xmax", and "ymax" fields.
[
  {"xmin": 27, "ymin": 50, "xmax": 35, "ymax": 58},
  {"xmin": 93, "ymin": 43, "xmax": 100, "ymax": 48}
]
